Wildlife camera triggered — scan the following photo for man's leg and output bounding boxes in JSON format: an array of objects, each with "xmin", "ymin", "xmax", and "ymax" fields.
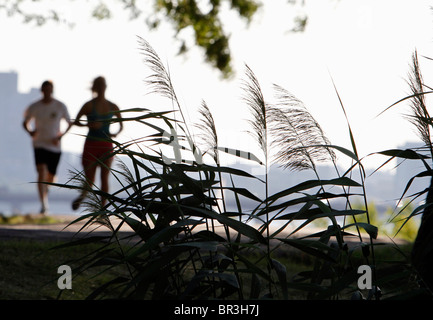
[
  {"xmin": 43, "ymin": 150, "xmax": 61, "ymax": 214},
  {"xmin": 36, "ymin": 163, "xmax": 49, "ymax": 213},
  {"xmin": 46, "ymin": 170, "xmax": 57, "ymax": 208}
]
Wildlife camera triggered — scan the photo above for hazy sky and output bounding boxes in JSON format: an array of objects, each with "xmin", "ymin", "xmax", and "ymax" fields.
[{"xmin": 2, "ymin": 0, "xmax": 433, "ymax": 171}]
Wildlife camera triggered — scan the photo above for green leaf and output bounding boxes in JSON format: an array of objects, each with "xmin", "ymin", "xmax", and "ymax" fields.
[
  {"xmin": 223, "ymin": 187, "xmax": 262, "ymax": 202},
  {"xmin": 266, "ymin": 177, "xmax": 361, "ymax": 204},
  {"xmin": 277, "ymin": 238, "xmax": 338, "ymax": 263},
  {"xmin": 377, "ymin": 90, "xmax": 433, "ymax": 118},
  {"xmin": 343, "ymin": 222, "xmax": 378, "ymax": 239},
  {"xmin": 395, "ymin": 169, "xmax": 432, "ymax": 204},
  {"xmin": 249, "ymin": 273, "xmax": 261, "ymax": 299},
  {"xmin": 121, "ymin": 215, "xmax": 151, "ymax": 240},
  {"xmin": 265, "ymin": 192, "xmax": 359, "ymax": 214},
  {"xmin": 315, "ymin": 269, "xmax": 360, "ymax": 299},
  {"xmin": 126, "ymin": 219, "xmax": 203, "ymax": 259},
  {"xmin": 170, "ymin": 241, "xmax": 219, "ymax": 251},
  {"xmin": 174, "ymin": 162, "xmax": 263, "ymax": 182},
  {"xmin": 185, "ymin": 206, "xmax": 267, "ymax": 245},
  {"xmin": 182, "ymin": 271, "xmax": 240, "ymax": 298},
  {"xmin": 271, "ymin": 259, "xmax": 288, "ymax": 299},
  {"xmin": 86, "ymin": 276, "xmax": 129, "ymax": 300},
  {"xmin": 215, "ymin": 146, "xmax": 264, "ymax": 165},
  {"xmin": 193, "ymin": 230, "xmax": 227, "ymax": 243},
  {"xmin": 275, "ymin": 208, "xmax": 365, "ymax": 221},
  {"xmin": 312, "ymin": 144, "xmax": 359, "ymax": 162},
  {"xmin": 391, "ymin": 202, "xmax": 430, "ymax": 238},
  {"xmin": 376, "ymin": 148, "xmax": 430, "ymax": 160},
  {"xmin": 50, "ymin": 236, "xmax": 112, "ymax": 250},
  {"xmin": 371, "ymin": 148, "xmax": 431, "ymax": 176},
  {"xmin": 234, "ymin": 252, "xmax": 271, "ymax": 281}
]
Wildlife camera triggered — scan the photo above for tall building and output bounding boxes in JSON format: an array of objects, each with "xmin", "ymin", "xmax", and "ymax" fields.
[{"xmin": 0, "ymin": 71, "xmax": 40, "ymax": 189}]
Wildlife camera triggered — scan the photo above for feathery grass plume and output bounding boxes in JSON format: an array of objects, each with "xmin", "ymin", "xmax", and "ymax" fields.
[
  {"xmin": 138, "ymin": 37, "xmax": 203, "ymax": 164},
  {"xmin": 138, "ymin": 37, "xmax": 190, "ymax": 132},
  {"xmin": 195, "ymin": 100, "xmax": 219, "ymax": 164},
  {"xmin": 406, "ymin": 50, "xmax": 432, "ymax": 155},
  {"xmin": 138, "ymin": 36, "xmax": 177, "ymax": 103},
  {"xmin": 65, "ymin": 168, "xmax": 114, "ymax": 232},
  {"xmin": 114, "ymin": 158, "xmax": 136, "ymax": 188},
  {"xmin": 269, "ymin": 84, "xmax": 336, "ymax": 172},
  {"xmin": 241, "ymin": 64, "xmax": 275, "ymax": 294},
  {"xmin": 242, "ymin": 64, "xmax": 268, "ymax": 157}
]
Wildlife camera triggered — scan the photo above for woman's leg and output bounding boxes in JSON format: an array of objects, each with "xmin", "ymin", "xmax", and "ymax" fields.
[
  {"xmin": 72, "ymin": 163, "xmax": 97, "ymax": 210},
  {"xmin": 72, "ymin": 140, "xmax": 98, "ymax": 210},
  {"xmin": 100, "ymin": 157, "xmax": 113, "ymax": 207},
  {"xmin": 36, "ymin": 163, "xmax": 49, "ymax": 213}
]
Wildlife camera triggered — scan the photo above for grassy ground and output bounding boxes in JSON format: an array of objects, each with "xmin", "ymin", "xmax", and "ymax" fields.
[
  {"xmin": 0, "ymin": 235, "xmax": 417, "ymax": 300},
  {"xmin": 0, "ymin": 213, "xmax": 420, "ymax": 300},
  {"xmin": 0, "ymin": 213, "xmax": 64, "ymax": 225},
  {"xmin": 0, "ymin": 239, "xmax": 125, "ymax": 300}
]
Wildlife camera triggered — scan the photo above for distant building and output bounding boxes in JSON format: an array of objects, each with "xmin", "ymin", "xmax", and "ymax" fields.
[{"xmin": 0, "ymin": 71, "xmax": 40, "ymax": 189}]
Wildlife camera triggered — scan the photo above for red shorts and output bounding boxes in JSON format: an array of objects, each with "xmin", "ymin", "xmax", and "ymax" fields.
[{"xmin": 82, "ymin": 139, "xmax": 114, "ymax": 169}]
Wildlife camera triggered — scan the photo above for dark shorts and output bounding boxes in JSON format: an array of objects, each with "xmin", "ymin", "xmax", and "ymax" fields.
[
  {"xmin": 34, "ymin": 148, "xmax": 61, "ymax": 175},
  {"xmin": 82, "ymin": 139, "xmax": 114, "ymax": 169}
]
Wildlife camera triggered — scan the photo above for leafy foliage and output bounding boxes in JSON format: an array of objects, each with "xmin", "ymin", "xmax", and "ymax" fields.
[
  {"xmin": 1, "ymin": 0, "xmax": 259, "ymax": 77},
  {"xmin": 0, "ymin": 1, "xmax": 315, "ymax": 77},
  {"xmin": 51, "ymin": 42, "xmax": 432, "ymax": 300},
  {"xmin": 406, "ymin": 51, "xmax": 432, "ymax": 152}
]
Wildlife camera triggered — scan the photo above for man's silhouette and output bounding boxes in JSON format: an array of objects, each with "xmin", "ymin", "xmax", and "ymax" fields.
[{"xmin": 23, "ymin": 80, "xmax": 71, "ymax": 214}]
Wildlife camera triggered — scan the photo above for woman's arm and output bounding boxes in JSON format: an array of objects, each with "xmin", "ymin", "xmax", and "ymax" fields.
[
  {"xmin": 110, "ymin": 103, "xmax": 123, "ymax": 138},
  {"xmin": 73, "ymin": 103, "xmax": 90, "ymax": 127}
]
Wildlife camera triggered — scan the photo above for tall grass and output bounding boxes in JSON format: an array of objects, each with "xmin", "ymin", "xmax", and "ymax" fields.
[
  {"xmin": 53, "ymin": 42, "xmax": 433, "ymax": 300},
  {"xmin": 378, "ymin": 50, "xmax": 433, "ymax": 294}
]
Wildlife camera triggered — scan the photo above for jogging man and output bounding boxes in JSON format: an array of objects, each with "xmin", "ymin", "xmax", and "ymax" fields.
[{"xmin": 23, "ymin": 80, "xmax": 71, "ymax": 214}]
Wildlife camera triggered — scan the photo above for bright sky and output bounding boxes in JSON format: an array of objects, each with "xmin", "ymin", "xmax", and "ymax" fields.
[{"xmin": 2, "ymin": 0, "xmax": 433, "ymax": 171}]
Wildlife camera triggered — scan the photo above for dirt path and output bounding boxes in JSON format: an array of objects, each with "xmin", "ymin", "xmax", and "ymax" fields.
[
  {"xmin": 0, "ymin": 214, "xmax": 136, "ymax": 242},
  {"xmin": 0, "ymin": 214, "xmax": 408, "ymax": 249}
]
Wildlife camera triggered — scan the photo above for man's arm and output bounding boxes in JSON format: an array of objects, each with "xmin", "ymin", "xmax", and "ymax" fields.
[
  {"xmin": 56, "ymin": 122, "xmax": 72, "ymax": 144},
  {"xmin": 22, "ymin": 108, "xmax": 36, "ymax": 137},
  {"xmin": 57, "ymin": 103, "xmax": 73, "ymax": 140}
]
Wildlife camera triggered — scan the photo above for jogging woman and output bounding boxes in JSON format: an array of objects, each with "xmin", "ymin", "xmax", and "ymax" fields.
[{"xmin": 72, "ymin": 76, "xmax": 123, "ymax": 210}]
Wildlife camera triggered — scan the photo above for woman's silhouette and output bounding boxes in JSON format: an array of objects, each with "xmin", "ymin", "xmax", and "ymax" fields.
[{"xmin": 72, "ymin": 76, "xmax": 123, "ymax": 210}]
